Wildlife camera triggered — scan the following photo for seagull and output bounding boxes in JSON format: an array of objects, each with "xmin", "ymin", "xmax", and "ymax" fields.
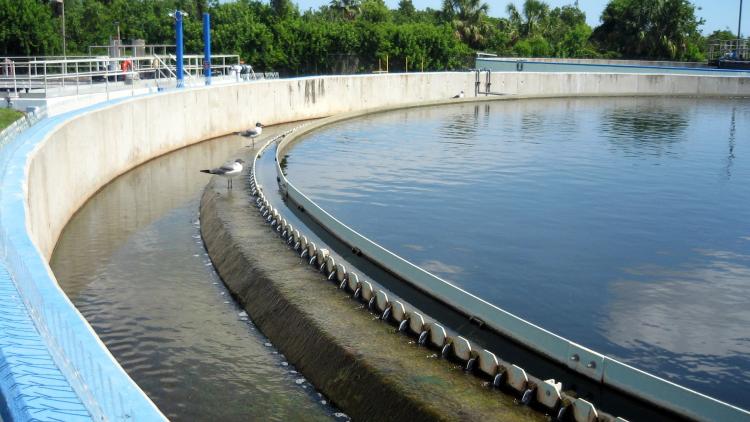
[
  {"xmin": 452, "ymin": 90, "xmax": 465, "ymax": 99},
  {"xmin": 238, "ymin": 122, "xmax": 264, "ymax": 147},
  {"xmin": 200, "ymin": 158, "xmax": 245, "ymax": 190}
]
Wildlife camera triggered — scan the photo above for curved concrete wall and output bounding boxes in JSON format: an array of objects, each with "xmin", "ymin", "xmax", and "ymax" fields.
[
  {"xmin": 26, "ymin": 72, "xmax": 750, "ymax": 258},
  {"xmin": 1, "ymin": 72, "xmax": 749, "ymax": 420}
]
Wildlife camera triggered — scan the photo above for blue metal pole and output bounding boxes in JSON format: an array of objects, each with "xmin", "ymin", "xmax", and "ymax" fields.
[
  {"xmin": 203, "ymin": 13, "xmax": 211, "ymax": 86},
  {"xmin": 175, "ymin": 10, "xmax": 184, "ymax": 88}
]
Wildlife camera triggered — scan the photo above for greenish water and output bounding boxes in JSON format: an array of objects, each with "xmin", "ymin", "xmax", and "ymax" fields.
[
  {"xmin": 51, "ymin": 126, "xmax": 341, "ymax": 421},
  {"xmin": 284, "ymin": 96, "xmax": 750, "ymax": 409}
]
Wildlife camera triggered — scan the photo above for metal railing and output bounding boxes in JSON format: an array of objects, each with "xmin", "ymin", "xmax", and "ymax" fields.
[
  {"xmin": 87, "ymin": 43, "xmax": 175, "ymax": 57},
  {"xmin": 707, "ymin": 39, "xmax": 749, "ymax": 62},
  {"xmin": 0, "ymin": 54, "xmax": 242, "ymax": 98}
]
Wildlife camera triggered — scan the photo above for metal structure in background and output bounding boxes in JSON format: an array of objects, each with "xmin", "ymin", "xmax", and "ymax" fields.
[
  {"xmin": 706, "ymin": 39, "xmax": 750, "ymax": 68},
  {"xmin": 740, "ymin": 0, "xmax": 744, "ymax": 40},
  {"xmin": 87, "ymin": 43, "xmax": 175, "ymax": 57},
  {"xmin": 172, "ymin": 10, "xmax": 186, "ymax": 88},
  {"xmin": 203, "ymin": 13, "xmax": 212, "ymax": 86},
  {"xmin": 0, "ymin": 54, "xmax": 243, "ymax": 102}
]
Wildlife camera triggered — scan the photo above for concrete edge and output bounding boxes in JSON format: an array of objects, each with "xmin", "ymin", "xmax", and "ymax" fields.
[
  {"xmin": 0, "ymin": 99, "xmax": 167, "ymax": 421},
  {"xmin": 199, "ymin": 172, "xmax": 544, "ymax": 422}
]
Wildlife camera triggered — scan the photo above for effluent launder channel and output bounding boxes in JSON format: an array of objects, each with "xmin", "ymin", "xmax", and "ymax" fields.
[
  {"xmin": 281, "ymin": 96, "xmax": 750, "ymax": 410},
  {"xmin": 50, "ymin": 123, "xmax": 346, "ymax": 421}
]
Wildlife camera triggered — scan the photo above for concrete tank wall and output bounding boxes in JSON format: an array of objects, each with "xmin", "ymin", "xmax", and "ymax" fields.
[
  {"xmin": 29, "ymin": 72, "xmax": 749, "ymax": 258},
  {"xmin": 3, "ymin": 71, "xmax": 749, "ymax": 420}
]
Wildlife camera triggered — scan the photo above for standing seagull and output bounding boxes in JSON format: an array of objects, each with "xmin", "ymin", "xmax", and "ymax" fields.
[
  {"xmin": 452, "ymin": 90, "xmax": 465, "ymax": 99},
  {"xmin": 238, "ymin": 122, "xmax": 264, "ymax": 148},
  {"xmin": 200, "ymin": 158, "xmax": 245, "ymax": 190}
]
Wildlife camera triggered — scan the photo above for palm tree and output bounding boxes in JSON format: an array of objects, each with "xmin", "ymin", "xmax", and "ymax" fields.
[
  {"xmin": 505, "ymin": 3, "xmax": 523, "ymax": 42},
  {"xmin": 330, "ymin": 0, "xmax": 362, "ymax": 20},
  {"xmin": 522, "ymin": 0, "xmax": 549, "ymax": 36},
  {"xmin": 506, "ymin": 0, "xmax": 549, "ymax": 38},
  {"xmin": 443, "ymin": 0, "xmax": 490, "ymax": 48}
]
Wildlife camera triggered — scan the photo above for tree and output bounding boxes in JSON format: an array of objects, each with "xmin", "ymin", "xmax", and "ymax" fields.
[
  {"xmin": 505, "ymin": 0, "xmax": 549, "ymax": 38},
  {"xmin": 592, "ymin": 0, "xmax": 704, "ymax": 60},
  {"xmin": 270, "ymin": 0, "xmax": 297, "ymax": 18},
  {"xmin": 0, "ymin": 0, "xmax": 60, "ymax": 55},
  {"xmin": 704, "ymin": 29, "xmax": 737, "ymax": 46},
  {"xmin": 442, "ymin": 0, "xmax": 491, "ymax": 49},
  {"xmin": 360, "ymin": 0, "xmax": 390, "ymax": 23},
  {"xmin": 395, "ymin": 0, "xmax": 416, "ymax": 22},
  {"xmin": 546, "ymin": 4, "xmax": 591, "ymax": 57},
  {"xmin": 329, "ymin": 0, "xmax": 362, "ymax": 20}
]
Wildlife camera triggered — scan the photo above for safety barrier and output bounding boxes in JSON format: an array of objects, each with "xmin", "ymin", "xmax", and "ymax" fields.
[
  {"xmin": 0, "ymin": 108, "xmax": 91, "ymax": 422},
  {"xmin": 0, "ymin": 105, "xmax": 166, "ymax": 421},
  {"xmin": 264, "ymin": 103, "xmax": 750, "ymax": 422}
]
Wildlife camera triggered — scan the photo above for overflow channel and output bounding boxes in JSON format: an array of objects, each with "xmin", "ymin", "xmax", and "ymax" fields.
[{"xmin": 50, "ymin": 124, "xmax": 341, "ymax": 421}]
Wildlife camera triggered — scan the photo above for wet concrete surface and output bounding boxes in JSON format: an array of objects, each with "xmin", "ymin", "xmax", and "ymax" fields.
[
  {"xmin": 200, "ymin": 159, "xmax": 545, "ymax": 422},
  {"xmin": 50, "ymin": 125, "xmax": 338, "ymax": 421}
]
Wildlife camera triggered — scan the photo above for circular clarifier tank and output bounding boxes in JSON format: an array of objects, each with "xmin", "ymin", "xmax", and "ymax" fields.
[{"xmin": 282, "ymin": 96, "xmax": 750, "ymax": 409}]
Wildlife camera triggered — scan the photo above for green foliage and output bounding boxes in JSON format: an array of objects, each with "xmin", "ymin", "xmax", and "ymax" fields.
[
  {"xmin": 395, "ymin": 0, "xmax": 416, "ymax": 22},
  {"xmin": 592, "ymin": 0, "xmax": 705, "ymax": 60},
  {"xmin": 501, "ymin": 1, "xmax": 596, "ymax": 58},
  {"xmin": 329, "ymin": 0, "xmax": 362, "ymax": 20},
  {"xmin": 0, "ymin": 0, "xmax": 60, "ymax": 55},
  {"xmin": 0, "ymin": 0, "xmax": 719, "ymax": 74},
  {"xmin": 360, "ymin": 0, "xmax": 390, "ymax": 23},
  {"xmin": 270, "ymin": 0, "xmax": 297, "ymax": 18},
  {"xmin": 513, "ymin": 35, "xmax": 550, "ymax": 56},
  {"xmin": 705, "ymin": 29, "xmax": 737, "ymax": 44},
  {"xmin": 442, "ymin": 0, "xmax": 490, "ymax": 49}
]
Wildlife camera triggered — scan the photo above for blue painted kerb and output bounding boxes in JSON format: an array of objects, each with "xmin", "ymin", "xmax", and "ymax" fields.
[{"xmin": 0, "ymin": 99, "xmax": 166, "ymax": 421}]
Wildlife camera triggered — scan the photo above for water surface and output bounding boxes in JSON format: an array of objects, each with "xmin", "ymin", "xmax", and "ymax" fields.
[
  {"xmin": 51, "ymin": 126, "xmax": 338, "ymax": 421},
  {"xmin": 284, "ymin": 97, "xmax": 750, "ymax": 409}
]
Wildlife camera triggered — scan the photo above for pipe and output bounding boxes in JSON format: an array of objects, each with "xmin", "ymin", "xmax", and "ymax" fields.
[
  {"xmin": 203, "ymin": 13, "xmax": 211, "ymax": 86},
  {"xmin": 175, "ymin": 10, "xmax": 184, "ymax": 88}
]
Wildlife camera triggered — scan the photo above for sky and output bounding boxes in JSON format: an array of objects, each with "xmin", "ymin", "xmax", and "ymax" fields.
[{"xmin": 291, "ymin": 0, "xmax": 748, "ymax": 36}]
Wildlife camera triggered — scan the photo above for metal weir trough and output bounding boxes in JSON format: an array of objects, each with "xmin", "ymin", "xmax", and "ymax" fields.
[{"xmin": 258, "ymin": 108, "xmax": 750, "ymax": 422}]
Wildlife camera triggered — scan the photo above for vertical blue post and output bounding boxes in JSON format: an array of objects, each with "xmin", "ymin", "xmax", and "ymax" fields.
[
  {"xmin": 175, "ymin": 10, "xmax": 184, "ymax": 88},
  {"xmin": 203, "ymin": 13, "xmax": 211, "ymax": 86}
]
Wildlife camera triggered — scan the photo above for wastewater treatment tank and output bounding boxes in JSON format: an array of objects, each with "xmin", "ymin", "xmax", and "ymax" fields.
[{"xmin": 280, "ymin": 96, "xmax": 750, "ymax": 410}]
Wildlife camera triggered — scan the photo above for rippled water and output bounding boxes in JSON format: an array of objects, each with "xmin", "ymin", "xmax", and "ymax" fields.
[
  {"xmin": 51, "ymin": 126, "xmax": 338, "ymax": 421},
  {"xmin": 284, "ymin": 97, "xmax": 750, "ymax": 409}
]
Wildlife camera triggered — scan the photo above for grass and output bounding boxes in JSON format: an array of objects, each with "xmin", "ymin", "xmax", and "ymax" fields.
[{"xmin": 0, "ymin": 108, "xmax": 23, "ymax": 130}]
